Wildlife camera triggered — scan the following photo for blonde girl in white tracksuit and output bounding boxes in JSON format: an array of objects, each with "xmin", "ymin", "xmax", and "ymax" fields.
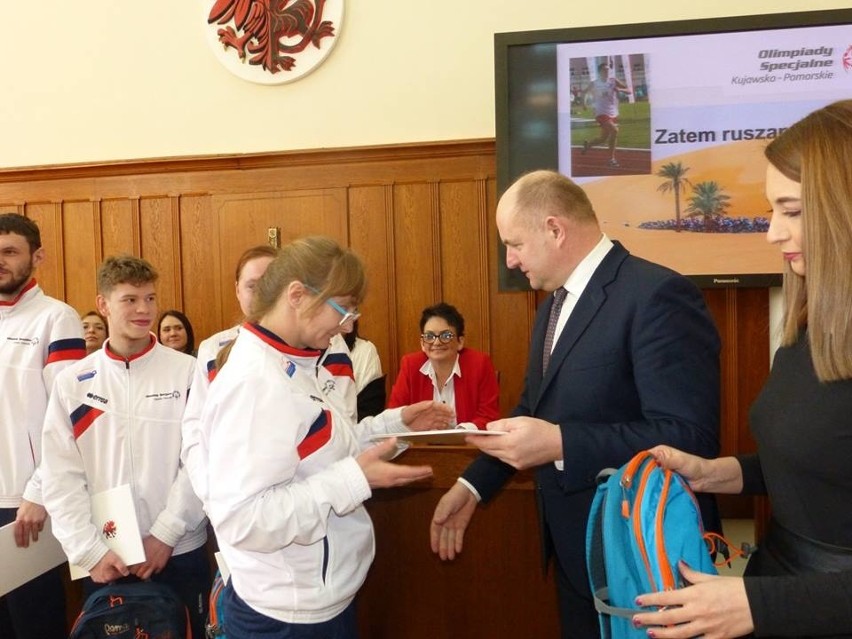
[{"xmin": 200, "ymin": 236, "xmax": 452, "ymax": 638}]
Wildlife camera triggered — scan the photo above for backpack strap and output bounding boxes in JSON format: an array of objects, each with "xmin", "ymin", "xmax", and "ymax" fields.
[
  {"xmin": 587, "ymin": 468, "xmax": 619, "ymax": 636},
  {"xmin": 593, "ymin": 587, "xmax": 640, "ymax": 619},
  {"xmin": 595, "ymin": 467, "xmax": 617, "ymax": 485}
]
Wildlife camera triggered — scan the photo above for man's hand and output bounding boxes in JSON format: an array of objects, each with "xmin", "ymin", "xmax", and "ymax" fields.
[
  {"xmin": 466, "ymin": 417, "xmax": 562, "ymax": 470},
  {"xmin": 401, "ymin": 401, "xmax": 455, "ymax": 431},
  {"xmin": 129, "ymin": 536, "xmax": 174, "ymax": 581},
  {"xmin": 430, "ymin": 482, "xmax": 478, "ymax": 560},
  {"xmin": 14, "ymin": 500, "xmax": 48, "ymax": 548},
  {"xmin": 90, "ymin": 550, "xmax": 130, "ymax": 583},
  {"xmin": 357, "ymin": 438, "xmax": 433, "ymax": 488}
]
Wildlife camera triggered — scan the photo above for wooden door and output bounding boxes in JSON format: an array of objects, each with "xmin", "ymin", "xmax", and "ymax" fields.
[{"xmin": 210, "ymin": 188, "xmax": 349, "ymax": 330}]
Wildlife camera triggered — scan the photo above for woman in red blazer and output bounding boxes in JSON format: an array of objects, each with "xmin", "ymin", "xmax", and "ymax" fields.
[{"xmin": 388, "ymin": 303, "xmax": 500, "ymax": 430}]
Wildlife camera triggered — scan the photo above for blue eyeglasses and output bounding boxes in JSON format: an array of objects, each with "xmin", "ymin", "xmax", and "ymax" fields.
[{"xmin": 305, "ymin": 285, "xmax": 361, "ymax": 326}]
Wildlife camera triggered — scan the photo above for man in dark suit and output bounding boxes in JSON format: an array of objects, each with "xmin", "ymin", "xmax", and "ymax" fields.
[{"xmin": 430, "ymin": 170, "xmax": 720, "ymax": 638}]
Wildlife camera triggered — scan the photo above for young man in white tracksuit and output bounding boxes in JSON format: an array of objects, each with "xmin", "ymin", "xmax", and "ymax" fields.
[
  {"xmin": 0, "ymin": 213, "xmax": 86, "ymax": 639},
  {"xmin": 41, "ymin": 255, "xmax": 210, "ymax": 639}
]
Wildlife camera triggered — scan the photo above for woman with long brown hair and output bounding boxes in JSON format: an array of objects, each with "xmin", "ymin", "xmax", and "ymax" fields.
[{"xmin": 633, "ymin": 101, "xmax": 852, "ymax": 638}]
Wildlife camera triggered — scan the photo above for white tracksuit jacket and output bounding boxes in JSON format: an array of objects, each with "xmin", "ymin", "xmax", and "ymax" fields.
[
  {"xmin": 182, "ymin": 326, "xmax": 358, "ymax": 508},
  {"xmin": 0, "ymin": 280, "xmax": 85, "ymax": 508},
  {"xmin": 201, "ymin": 323, "xmax": 409, "ymax": 624},
  {"xmin": 41, "ymin": 336, "xmax": 207, "ymax": 571}
]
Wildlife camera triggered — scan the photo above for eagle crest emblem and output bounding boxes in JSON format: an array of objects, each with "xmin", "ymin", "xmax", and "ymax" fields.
[
  {"xmin": 205, "ymin": 0, "xmax": 344, "ymax": 84},
  {"xmin": 102, "ymin": 520, "xmax": 118, "ymax": 539}
]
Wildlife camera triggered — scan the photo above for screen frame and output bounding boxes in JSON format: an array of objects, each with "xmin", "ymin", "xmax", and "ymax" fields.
[{"xmin": 494, "ymin": 8, "xmax": 851, "ymax": 289}]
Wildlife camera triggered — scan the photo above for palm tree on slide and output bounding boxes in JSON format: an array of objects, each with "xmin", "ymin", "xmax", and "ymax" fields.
[
  {"xmin": 656, "ymin": 161, "xmax": 691, "ymax": 232},
  {"xmin": 686, "ymin": 181, "xmax": 732, "ymax": 232}
]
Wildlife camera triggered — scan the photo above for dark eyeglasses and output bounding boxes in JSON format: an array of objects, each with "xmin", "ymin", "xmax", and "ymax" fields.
[{"xmin": 421, "ymin": 330, "xmax": 456, "ymax": 344}]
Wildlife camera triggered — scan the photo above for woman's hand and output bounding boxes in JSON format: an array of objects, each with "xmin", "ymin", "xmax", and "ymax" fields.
[
  {"xmin": 356, "ymin": 438, "xmax": 433, "ymax": 488},
  {"xmin": 647, "ymin": 446, "xmax": 743, "ymax": 494},
  {"xmin": 633, "ymin": 562, "xmax": 753, "ymax": 639},
  {"xmin": 400, "ymin": 400, "xmax": 455, "ymax": 432}
]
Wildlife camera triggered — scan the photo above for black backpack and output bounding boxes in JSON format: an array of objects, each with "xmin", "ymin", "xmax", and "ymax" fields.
[{"xmin": 69, "ymin": 581, "xmax": 191, "ymax": 639}]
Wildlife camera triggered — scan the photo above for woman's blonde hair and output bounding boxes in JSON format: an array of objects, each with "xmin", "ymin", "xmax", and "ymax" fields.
[
  {"xmin": 248, "ymin": 236, "xmax": 366, "ymax": 323},
  {"xmin": 765, "ymin": 99, "xmax": 852, "ymax": 381}
]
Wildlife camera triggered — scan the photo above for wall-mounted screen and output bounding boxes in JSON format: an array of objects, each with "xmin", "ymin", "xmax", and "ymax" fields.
[{"xmin": 495, "ymin": 9, "xmax": 852, "ymax": 289}]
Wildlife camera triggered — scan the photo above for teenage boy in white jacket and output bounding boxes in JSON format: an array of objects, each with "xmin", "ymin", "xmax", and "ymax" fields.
[{"xmin": 41, "ymin": 255, "xmax": 209, "ymax": 639}]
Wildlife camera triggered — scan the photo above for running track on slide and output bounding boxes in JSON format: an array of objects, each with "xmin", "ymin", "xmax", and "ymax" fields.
[{"xmin": 570, "ymin": 146, "xmax": 651, "ymax": 177}]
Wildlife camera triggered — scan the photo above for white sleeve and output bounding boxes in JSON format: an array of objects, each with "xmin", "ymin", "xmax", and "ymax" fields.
[
  {"xmin": 150, "ymin": 359, "xmax": 207, "ymax": 546},
  {"xmin": 180, "ymin": 356, "xmax": 212, "ymax": 505},
  {"xmin": 205, "ymin": 372, "xmax": 370, "ymax": 554},
  {"xmin": 24, "ymin": 306, "xmax": 86, "ymax": 505},
  {"xmin": 40, "ymin": 377, "xmax": 109, "ymax": 571},
  {"xmin": 352, "ymin": 339, "xmax": 383, "ymax": 393}
]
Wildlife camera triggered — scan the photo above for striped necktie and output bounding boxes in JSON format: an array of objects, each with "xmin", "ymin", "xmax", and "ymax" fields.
[{"xmin": 542, "ymin": 287, "xmax": 568, "ymax": 374}]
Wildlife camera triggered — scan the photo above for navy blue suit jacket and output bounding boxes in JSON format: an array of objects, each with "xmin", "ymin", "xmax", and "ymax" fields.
[{"xmin": 463, "ymin": 242, "xmax": 721, "ymax": 595}]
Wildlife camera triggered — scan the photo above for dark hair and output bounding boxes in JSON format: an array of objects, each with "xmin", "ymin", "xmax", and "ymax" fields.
[
  {"xmin": 419, "ymin": 302, "xmax": 465, "ymax": 337},
  {"xmin": 343, "ymin": 319, "xmax": 361, "ymax": 350},
  {"xmin": 0, "ymin": 213, "xmax": 41, "ymax": 252},
  {"xmin": 157, "ymin": 310, "xmax": 196, "ymax": 355}
]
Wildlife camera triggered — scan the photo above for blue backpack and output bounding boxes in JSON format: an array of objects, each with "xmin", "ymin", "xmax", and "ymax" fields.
[
  {"xmin": 206, "ymin": 570, "xmax": 227, "ymax": 638},
  {"xmin": 68, "ymin": 581, "xmax": 191, "ymax": 639},
  {"xmin": 586, "ymin": 450, "xmax": 717, "ymax": 638}
]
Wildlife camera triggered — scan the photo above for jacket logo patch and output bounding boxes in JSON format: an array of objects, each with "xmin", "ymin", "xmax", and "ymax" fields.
[
  {"xmin": 145, "ymin": 390, "xmax": 182, "ymax": 401},
  {"xmin": 77, "ymin": 370, "xmax": 97, "ymax": 382},
  {"xmin": 282, "ymin": 358, "xmax": 296, "ymax": 378},
  {"xmin": 5, "ymin": 336, "xmax": 39, "ymax": 346},
  {"xmin": 86, "ymin": 392, "xmax": 108, "ymax": 405}
]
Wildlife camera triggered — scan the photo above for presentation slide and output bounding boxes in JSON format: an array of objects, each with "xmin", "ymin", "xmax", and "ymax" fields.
[{"xmin": 552, "ymin": 25, "xmax": 851, "ymax": 282}]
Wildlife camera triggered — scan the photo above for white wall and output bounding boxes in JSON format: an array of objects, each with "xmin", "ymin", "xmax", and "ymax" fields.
[{"xmin": 0, "ymin": 0, "xmax": 847, "ymax": 168}]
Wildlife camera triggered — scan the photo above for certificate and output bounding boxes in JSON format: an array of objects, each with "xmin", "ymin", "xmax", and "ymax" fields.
[
  {"xmin": 0, "ymin": 517, "xmax": 67, "ymax": 597},
  {"xmin": 69, "ymin": 484, "xmax": 146, "ymax": 580},
  {"xmin": 371, "ymin": 429, "xmax": 506, "ymax": 446}
]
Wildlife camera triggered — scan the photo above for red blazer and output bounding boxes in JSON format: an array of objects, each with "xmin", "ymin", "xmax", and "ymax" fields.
[{"xmin": 387, "ymin": 348, "xmax": 500, "ymax": 430}]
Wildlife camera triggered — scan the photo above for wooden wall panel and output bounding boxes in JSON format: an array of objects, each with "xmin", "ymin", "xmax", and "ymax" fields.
[
  {"xmin": 702, "ymin": 287, "xmax": 768, "ymax": 518},
  {"xmin": 392, "ymin": 183, "xmax": 439, "ymax": 360},
  {"xmin": 179, "ymin": 195, "xmax": 222, "ymax": 347},
  {"xmin": 61, "ymin": 200, "xmax": 100, "ymax": 314},
  {"xmin": 139, "ymin": 196, "xmax": 181, "ymax": 314},
  {"xmin": 484, "ymin": 177, "xmax": 536, "ymax": 414},
  {"xmin": 349, "ymin": 185, "xmax": 394, "ymax": 380},
  {"xmin": 101, "ymin": 198, "xmax": 138, "ymax": 259},
  {"xmin": 24, "ymin": 202, "xmax": 64, "ymax": 301},
  {"xmin": 438, "ymin": 180, "xmax": 490, "ymax": 352}
]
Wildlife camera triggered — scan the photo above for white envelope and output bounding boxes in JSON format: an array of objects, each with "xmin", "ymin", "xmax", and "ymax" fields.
[
  {"xmin": 69, "ymin": 484, "xmax": 146, "ymax": 580},
  {"xmin": 0, "ymin": 517, "xmax": 68, "ymax": 597}
]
